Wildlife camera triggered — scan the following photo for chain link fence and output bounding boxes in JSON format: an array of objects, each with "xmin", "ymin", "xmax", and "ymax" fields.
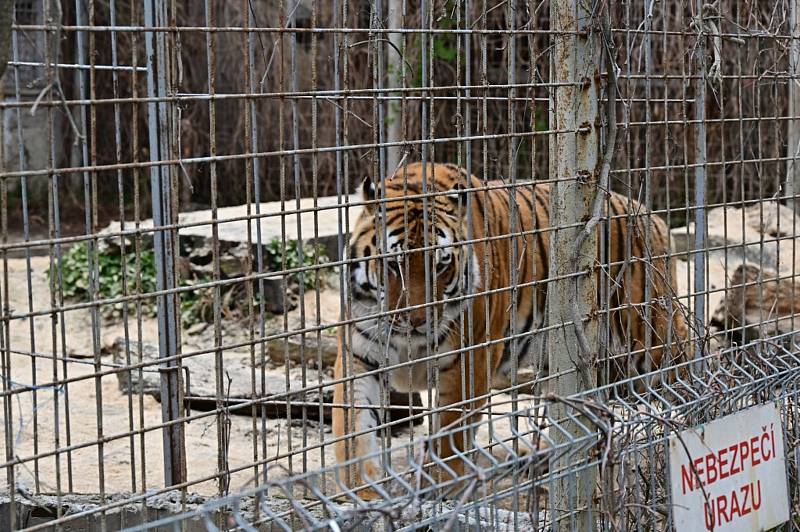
[{"xmin": 2, "ymin": 0, "xmax": 800, "ymax": 530}]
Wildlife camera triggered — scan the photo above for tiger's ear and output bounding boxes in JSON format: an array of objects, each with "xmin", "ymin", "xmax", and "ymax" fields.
[{"xmin": 361, "ymin": 177, "xmax": 376, "ymax": 211}]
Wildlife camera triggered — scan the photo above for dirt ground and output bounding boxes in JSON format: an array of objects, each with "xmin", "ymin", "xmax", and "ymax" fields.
[{"xmin": 1, "ymin": 256, "xmax": 529, "ymax": 502}]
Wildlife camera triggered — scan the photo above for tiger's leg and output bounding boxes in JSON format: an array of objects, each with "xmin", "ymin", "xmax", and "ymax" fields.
[
  {"xmin": 643, "ymin": 258, "xmax": 690, "ymax": 385},
  {"xmin": 427, "ymin": 344, "xmax": 497, "ymax": 493},
  {"xmin": 626, "ymin": 290, "xmax": 689, "ymax": 390},
  {"xmin": 333, "ymin": 338, "xmax": 384, "ymax": 500},
  {"xmin": 658, "ymin": 296, "xmax": 690, "ymax": 383}
]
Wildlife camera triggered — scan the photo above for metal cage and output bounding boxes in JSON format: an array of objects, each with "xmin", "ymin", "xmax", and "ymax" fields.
[{"xmin": 2, "ymin": 0, "xmax": 800, "ymax": 530}]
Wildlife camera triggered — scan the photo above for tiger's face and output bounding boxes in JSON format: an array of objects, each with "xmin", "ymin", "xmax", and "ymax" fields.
[{"xmin": 347, "ymin": 163, "xmax": 480, "ymax": 347}]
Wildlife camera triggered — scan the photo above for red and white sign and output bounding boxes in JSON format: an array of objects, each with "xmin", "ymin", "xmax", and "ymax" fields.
[{"xmin": 669, "ymin": 403, "xmax": 789, "ymax": 531}]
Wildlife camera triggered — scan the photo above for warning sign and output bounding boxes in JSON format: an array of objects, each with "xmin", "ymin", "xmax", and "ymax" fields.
[{"xmin": 669, "ymin": 403, "xmax": 790, "ymax": 532}]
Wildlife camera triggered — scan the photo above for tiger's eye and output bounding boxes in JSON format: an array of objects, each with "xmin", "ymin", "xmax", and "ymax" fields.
[
  {"xmin": 385, "ymin": 258, "xmax": 402, "ymax": 274},
  {"xmin": 437, "ymin": 253, "xmax": 452, "ymax": 272}
]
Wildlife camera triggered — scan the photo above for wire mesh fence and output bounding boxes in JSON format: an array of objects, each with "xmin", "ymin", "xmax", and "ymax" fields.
[{"xmin": 3, "ymin": 0, "xmax": 800, "ymax": 530}]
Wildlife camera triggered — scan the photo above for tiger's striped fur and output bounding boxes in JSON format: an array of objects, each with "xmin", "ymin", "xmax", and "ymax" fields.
[{"xmin": 333, "ymin": 162, "xmax": 688, "ymax": 498}]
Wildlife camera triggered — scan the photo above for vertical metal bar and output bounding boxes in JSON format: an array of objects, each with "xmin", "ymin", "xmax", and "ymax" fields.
[
  {"xmin": 505, "ymin": 1, "xmax": 521, "ymax": 525},
  {"xmin": 643, "ymin": 0, "xmax": 654, "ymax": 380},
  {"xmin": 144, "ymin": 0, "xmax": 185, "ymax": 487},
  {"xmin": 244, "ymin": 0, "xmax": 269, "ymax": 488},
  {"xmin": 278, "ymin": 0, "xmax": 293, "ymax": 484},
  {"xmin": 642, "ymin": 3, "xmax": 657, "ymax": 529},
  {"xmin": 108, "ymin": 0, "xmax": 138, "ymax": 494},
  {"xmin": 287, "ymin": 0, "xmax": 309, "ymax": 483},
  {"xmin": 419, "ymin": 0, "xmax": 438, "ymax": 485},
  {"xmin": 0, "ymin": 24, "xmax": 14, "ymax": 529},
  {"xmin": 85, "ymin": 3, "xmax": 108, "ymax": 523},
  {"xmin": 734, "ymin": 0, "xmax": 747, "ymax": 349},
  {"xmin": 308, "ymin": 0, "xmax": 325, "ymax": 497},
  {"xmin": 0, "ymin": 0, "xmax": 8, "ymax": 78},
  {"xmin": 203, "ymin": 0, "xmax": 228, "ymax": 500},
  {"xmin": 547, "ymin": 0, "xmax": 601, "ymax": 530},
  {"xmin": 454, "ymin": 1, "xmax": 477, "ymax": 522},
  {"xmin": 11, "ymin": 1, "xmax": 41, "ymax": 493},
  {"xmin": 129, "ymin": 0, "xmax": 149, "ymax": 496},
  {"xmin": 478, "ymin": 5, "xmax": 493, "ymax": 509},
  {"xmin": 693, "ymin": 0, "xmax": 707, "ymax": 363},
  {"xmin": 718, "ymin": 0, "xmax": 732, "ymax": 373},
  {"xmin": 621, "ymin": 0, "xmax": 635, "ymax": 398},
  {"xmin": 397, "ymin": 1, "xmax": 413, "ymax": 479},
  {"xmin": 386, "ymin": 0, "xmax": 403, "ymax": 173},
  {"xmin": 42, "ymin": 0, "xmax": 66, "ymax": 519},
  {"xmin": 679, "ymin": 0, "xmax": 693, "ymax": 368},
  {"xmin": 372, "ymin": 0, "xmax": 386, "ymax": 180},
  {"xmin": 524, "ymin": 3, "xmax": 543, "ymax": 526},
  {"xmin": 334, "ymin": 0, "xmax": 356, "ymax": 495},
  {"xmin": 788, "ymin": 0, "xmax": 800, "ymax": 211},
  {"xmin": 369, "ymin": 0, "xmax": 391, "ymax": 495},
  {"xmin": 241, "ymin": 0, "xmax": 259, "ymax": 490},
  {"xmin": 789, "ymin": 1, "xmax": 800, "ymax": 351}
]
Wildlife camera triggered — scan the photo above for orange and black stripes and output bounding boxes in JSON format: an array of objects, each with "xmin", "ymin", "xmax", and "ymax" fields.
[{"xmin": 333, "ymin": 162, "xmax": 688, "ymax": 499}]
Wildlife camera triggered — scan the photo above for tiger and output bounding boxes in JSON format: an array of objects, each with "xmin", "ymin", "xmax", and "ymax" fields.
[{"xmin": 333, "ymin": 162, "xmax": 688, "ymax": 499}]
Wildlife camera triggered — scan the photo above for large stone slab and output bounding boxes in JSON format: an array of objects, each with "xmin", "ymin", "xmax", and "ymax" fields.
[
  {"xmin": 0, "ymin": 489, "xmax": 544, "ymax": 531},
  {"xmin": 100, "ymin": 194, "xmax": 362, "ymax": 262},
  {"xmin": 99, "ymin": 195, "xmax": 363, "ymax": 316},
  {"xmin": 670, "ymin": 202, "xmax": 800, "ymax": 274},
  {"xmin": 0, "ymin": 490, "xmax": 212, "ymax": 531},
  {"xmin": 109, "ymin": 338, "xmax": 333, "ymax": 420},
  {"xmin": 109, "ymin": 338, "xmax": 423, "ymax": 424}
]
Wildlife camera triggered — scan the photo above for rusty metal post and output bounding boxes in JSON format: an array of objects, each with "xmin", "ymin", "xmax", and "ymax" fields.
[
  {"xmin": 692, "ymin": 0, "xmax": 708, "ymax": 363},
  {"xmin": 548, "ymin": 0, "xmax": 601, "ymax": 529},
  {"xmin": 144, "ymin": 0, "xmax": 186, "ymax": 487}
]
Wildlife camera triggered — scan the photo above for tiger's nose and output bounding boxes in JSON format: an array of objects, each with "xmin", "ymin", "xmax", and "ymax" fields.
[{"xmin": 408, "ymin": 311, "xmax": 427, "ymax": 328}]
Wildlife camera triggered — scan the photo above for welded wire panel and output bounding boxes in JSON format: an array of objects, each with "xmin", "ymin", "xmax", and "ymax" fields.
[{"xmin": 1, "ymin": 1, "xmax": 800, "ymax": 531}]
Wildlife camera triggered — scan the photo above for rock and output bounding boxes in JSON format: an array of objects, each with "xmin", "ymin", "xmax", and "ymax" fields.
[
  {"xmin": 185, "ymin": 322, "xmax": 208, "ymax": 336},
  {"xmin": 99, "ymin": 194, "xmax": 362, "ymax": 262},
  {"xmin": 108, "ymin": 337, "xmax": 330, "ymax": 401},
  {"xmin": 2, "ymin": 487, "xmax": 379, "ymax": 531},
  {"xmin": 99, "ymin": 196, "xmax": 358, "ymax": 317},
  {"xmin": 672, "ymin": 202, "xmax": 800, "ymax": 348},
  {"xmin": 671, "ymin": 202, "xmax": 800, "ymax": 274},
  {"xmin": 108, "ymin": 338, "xmax": 422, "ymax": 425},
  {"xmin": 263, "ymin": 287, "xmax": 342, "ymax": 366},
  {"xmin": 95, "ymin": 225, "xmax": 145, "ymax": 254},
  {"xmin": 102, "ymin": 333, "xmax": 120, "ymax": 354},
  {"xmin": 67, "ymin": 346, "xmax": 98, "ymax": 359},
  {"xmin": 108, "ymin": 338, "xmax": 336, "ymax": 420},
  {"xmin": 491, "ymin": 370, "xmax": 540, "ymax": 394},
  {"xmin": 109, "ymin": 339, "xmax": 162, "ymax": 396},
  {"xmin": 710, "ymin": 263, "xmax": 800, "ymax": 343},
  {"xmin": 218, "ymin": 243, "xmax": 251, "ymax": 278},
  {"xmin": 0, "ymin": 489, "xmax": 212, "ymax": 531},
  {"xmin": 266, "ymin": 330, "xmax": 339, "ymax": 368},
  {"xmin": 187, "ymin": 240, "xmax": 213, "ymax": 265},
  {"xmin": 673, "ymin": 256, "xmax": 727, "ymax": 331}
]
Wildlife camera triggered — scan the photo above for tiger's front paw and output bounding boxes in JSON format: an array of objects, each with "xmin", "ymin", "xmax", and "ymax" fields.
[{"xmin": 335, "ymin": 459, "xmax": 386, "ymax": 502}]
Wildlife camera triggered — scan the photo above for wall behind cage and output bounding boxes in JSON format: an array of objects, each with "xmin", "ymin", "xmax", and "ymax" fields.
[
  {"xmin": 17, "ymin": 0, "xmax": 786, "ymax": 219},
  {"xmin": 8, "ymin": 1, "xmax": 788, "ymax": 220},
  {"xmin": 31, "ymin": 0, "xmax": 547, "ymax": 214},
  {"xmin": 611, "ymin": 0, "xmax": 791, "ymax": 224}
]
